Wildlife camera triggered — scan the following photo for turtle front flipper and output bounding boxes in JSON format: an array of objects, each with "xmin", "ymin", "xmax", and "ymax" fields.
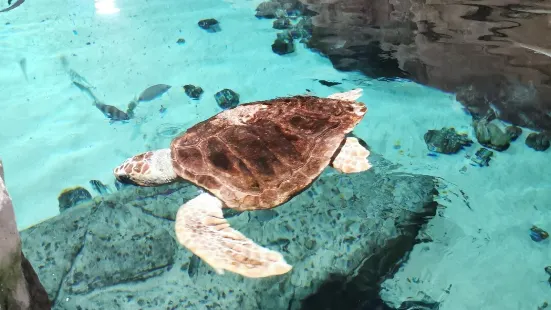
[
  {"xmin": 175, "ymin": 193, "xmax": 292, "ymax": 278},
  {"xmin": 327, "ymin": 88, "xmax": 363, "ymax": 101},
  {"xmin": 331, "ymin": 137, "xmax": 372, "ymax": 173},
  {"xmin": 113, "ymin": 149, "xmax": 178, "ymax": 186}
]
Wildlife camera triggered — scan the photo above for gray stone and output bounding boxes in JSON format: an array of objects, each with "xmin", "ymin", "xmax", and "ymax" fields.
[
  {"xmin": 57, "ymin": 186, "xmax": 92, "ymax": 213},
  {"xmin": 255, "ymin": 1, "xmax": 282, "ymax": 19},
  {"xmin": 474, "ymin": 119, "xmax": 510, "ymax": 151},
  {"xmin": 505, "ymin": 126, "xmax": 522, "ymax": 141},
  {"xmin": 20, "ymin": 153, "xmax": 439, "ymax": 309},
  {"xmin": 525, "ymin": 132, "xmax": 551, "ymax": 151},
  {"xmin": 424, "ymin": 127, "xmax": 472, "ymax": 154}
]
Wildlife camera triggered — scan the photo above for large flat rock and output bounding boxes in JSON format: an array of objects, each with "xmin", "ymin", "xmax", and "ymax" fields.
[{"xmin": 21, "ymin": 153, "xmax": 439, "ymax": 309}]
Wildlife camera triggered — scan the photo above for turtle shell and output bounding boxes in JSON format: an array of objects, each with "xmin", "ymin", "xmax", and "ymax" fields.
[{"xmin": 170, "ymin": 95, "xmax": 367, "ymax": 211}]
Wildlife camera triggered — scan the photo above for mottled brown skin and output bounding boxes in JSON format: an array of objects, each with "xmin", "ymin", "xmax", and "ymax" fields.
[{"xmin": 170, "ymin": 95, "xmax": 367, "ymax": 211}]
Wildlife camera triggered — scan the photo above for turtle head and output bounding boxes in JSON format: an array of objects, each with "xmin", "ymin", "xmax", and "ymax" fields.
[{"xmin": 113, "ymin": 149, "xmax": 178, "ymax": 187}]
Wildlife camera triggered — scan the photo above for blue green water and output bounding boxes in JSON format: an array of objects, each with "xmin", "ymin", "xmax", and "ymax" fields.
[{"xmin": 1, "ymin": 0, "xmax": 550, "ymax": 309}]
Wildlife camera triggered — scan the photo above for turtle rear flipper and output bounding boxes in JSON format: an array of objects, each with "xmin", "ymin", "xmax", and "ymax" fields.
[
  {"xmin": 175, "ymin": 193, "xmax": 292, "ymax": 278},
  {"xmin": 331, "ymin": 137, "xmax": 372, "ymax": 173}
]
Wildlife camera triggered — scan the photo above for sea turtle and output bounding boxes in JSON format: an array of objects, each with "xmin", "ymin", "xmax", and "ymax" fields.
[{"xmin": 113, "ymin": 89, "xmax": 372, "ymax": 278}]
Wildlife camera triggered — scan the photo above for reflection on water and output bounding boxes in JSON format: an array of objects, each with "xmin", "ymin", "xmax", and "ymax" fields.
[
  {"xmin": 2, "ymin": 0, "xmax": 550, "ymax": 309},
  {"xmin": 302, "ymin": 0, "xmax": 551, "ymax": 131},
  {"xmin": 94, "ymin": 0, "xmax": 120, "ymax": 15}
]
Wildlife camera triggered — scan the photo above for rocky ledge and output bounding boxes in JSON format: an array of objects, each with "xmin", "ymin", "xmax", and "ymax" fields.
[{"xmin": 20, "ymin": 152, "xmax": 440, "ymax": 309}]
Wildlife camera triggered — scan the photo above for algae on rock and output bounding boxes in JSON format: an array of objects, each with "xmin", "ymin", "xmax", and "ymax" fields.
[{"xmin": 20, "ymin": 153, "xmax": 439, "ymax": 310}]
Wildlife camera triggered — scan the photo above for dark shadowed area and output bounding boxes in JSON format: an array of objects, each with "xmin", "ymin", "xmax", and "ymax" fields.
[{"xmin": 299, "ymin": 0, "xmax": 551, "ymax": 131}]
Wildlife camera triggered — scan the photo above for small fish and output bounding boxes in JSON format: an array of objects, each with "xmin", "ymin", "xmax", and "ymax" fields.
[
  {"xmin": 511, "ymin": 7, "xmax": 551, "ymax": 14},
  {"xmin": 318, "ymin": 79, "xmax": 342, "ymax": 87},
  {"xmin": 137, "ymin": 84, "xmax": 171, "ymax": 102},
  {"xmin": 89, "ymin": 180, "xmax": 111, "ymax": 195},
  {"xmin": 18, "ymin": 58, "xmax": 28, "ymax": 81},
  {"xmin": 511, "ymin": 41, "xmax": 551, "ymax": 58},
  {"xmin": 126, "ymin": 100, "xmax": 138, "ymax": 118},
  {"xmin": 60, "ymin": 55, "xmax": 95, "ymax": 88},
  {"xmin": 333, "ymin": 39, "xmax": 347, "ymax": 49},
  {"xmin": 94, "ymin": 101, "xmax": 130, "ymax": 123},
  {"xmin": 114, "ymin": 179, "xmax": 132, "ymax": 191},
  {"xmin": 393, "ymin": 140, "xmax": 401, "ymax": 150},
  {"xmin": 159, "ymin": 105, "xmax": 167, "ymax": 118},
  {"xmin": 72, "ymin": 81, "xmax": 130, "ymax": 123},
  {"xmin": 488, "ymin": 103, "xmax": 501, "ymax": 118},
  {"xmin": 73, "ymin": 81, "xmax": 99, "ymax": 102},
  {"xmin": 156, "ymin": 123, "xmax": 185, "ymax": 138},
  {"xmin": 68, "ymin": 69, "xmax": 94, "ymax": 88},
  {"xmin": 0, "ymin": 0, "xmax": 24, "ymax": 12}
]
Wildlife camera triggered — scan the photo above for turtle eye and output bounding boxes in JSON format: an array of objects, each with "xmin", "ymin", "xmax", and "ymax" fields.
[{"xmin": 115, "ymin": 174, "xmax": 140, "ymax": 186}]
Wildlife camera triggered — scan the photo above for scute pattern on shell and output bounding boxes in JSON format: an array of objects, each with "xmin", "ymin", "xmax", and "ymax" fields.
[{"xmin": 170, "ymin": 95, "xmax": 367, "ymax": 211}]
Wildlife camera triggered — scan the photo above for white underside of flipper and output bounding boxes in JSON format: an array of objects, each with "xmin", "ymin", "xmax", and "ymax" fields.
[
  {"xmin": 327, "ymin": 88, "xmax": 363, "ymax": 101},
  {"xmin": 332, "ymin": 137, "xmax": 372, "ymax": 173},
  {"xmin": 174, "ymin": 193, "xmax": 292, "ymax": 278}
]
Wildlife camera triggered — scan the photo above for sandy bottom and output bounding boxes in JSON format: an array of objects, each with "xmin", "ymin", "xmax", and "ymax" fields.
[{"xmin": 1, "ymin": 0, "xmax": 550, "ymax": 309}]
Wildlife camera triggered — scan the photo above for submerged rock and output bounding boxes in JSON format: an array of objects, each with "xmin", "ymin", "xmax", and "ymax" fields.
[
  {"xmin": 214, "ymin": 88, "xmax": 240, "ymax": 109},
  {"xmin": 20, "ymin": 152, "xmax": 439, "ymax": 310},
  {"xmin": 255, "ymin": 1, "xmax": 282, "ymax": 19},
  {"xmin": 58, "ymin": 186, "xmax": 92, "ymax": 213},
  {"xmin": 273, "ymin": 17, "xmax": 291, "ymax": 29},
  {"xmin": 473, "ymin": 119, "xmax": 510, "ymax": 151},
  {"xmin": 294, "ymin": 16, "xmax": 313, "ymax": 41},
  {"xmin": 470, "ymin": 147, "xmax": 494, "ymax": 167},
  {"xmin": 424, "ymin": 127, "xmax": 473, "ymax": 154},
  {"xmin": 198, "ymin": 18, "xmax": 220, "ymax": 32},
  {"xmin": 272, "ymin": 35, "xmax": 295, "ymax": 55},
  {"xmin": 183, "ymin": 84, "xmax": 204, "ymax": 100},
  {"xmin": 530, "ymin": 225, "xmax": 549, "ymax": 242},
  {"xmin": 505, "ymin": 126, "xmax": 522, "ymax": 141},
  {"xmin": 525, "ymin": 132, "xmax": 550, "ymax": 151},
  {"xmin": 176, "ymin": 38, "xmax": 185, "ymax": 45}
]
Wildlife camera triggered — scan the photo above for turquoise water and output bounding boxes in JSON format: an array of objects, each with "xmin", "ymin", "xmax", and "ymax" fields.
[{"xmin": 1, "ymin": 0, "xmax": 551, "ymax": 309}]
